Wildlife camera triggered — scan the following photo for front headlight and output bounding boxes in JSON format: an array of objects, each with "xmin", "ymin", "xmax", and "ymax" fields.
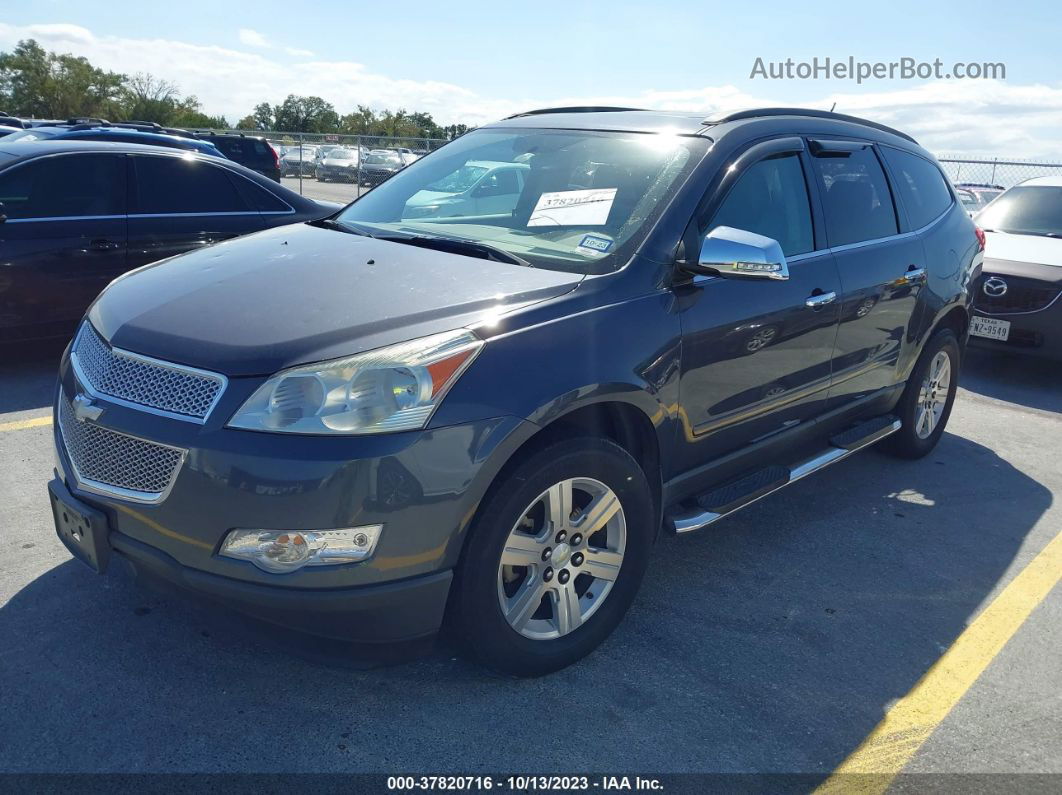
[{"xmin": 228, "ymin": 329, "xmax": 482, "ymax": 435}]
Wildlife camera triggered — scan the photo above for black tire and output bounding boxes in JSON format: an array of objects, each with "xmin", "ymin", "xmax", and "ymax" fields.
[
  {"xmin": 882, "ymin": 328, "xmax": 961, "ymax": 459},
  {"xmin": 452, "ymin": 437, "xmax": 653, "ymax": 676}
]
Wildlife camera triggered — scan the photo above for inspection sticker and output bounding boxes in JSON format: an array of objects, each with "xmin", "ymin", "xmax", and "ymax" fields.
[
  {"xmin": 528, "ymin": 188, "xmax": 617, "ymax": 227},
  {"xmin": 577, "ymin": 234, "xmax": 614, "ymax": 254}
]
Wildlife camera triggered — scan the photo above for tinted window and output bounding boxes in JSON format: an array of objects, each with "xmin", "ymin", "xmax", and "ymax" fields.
[
  {"xmin": 709, "ymin": 153, "xmax": 814, "ymax": 257},
  {"xmin": 234, "ymin": 175, "xmax": 291, "ymax": 212},
  {"xmin": 880, "ymin": 147, "xmax": 953, "ymax": 228},
  {"xmin": 813, "ymin": 147, "xmax": 898, "ymax": 246},
  {"xmin": 0, "ymin": 154, "xmax": 125, "ymax": 219},
  {"xmin": 133, "ymin": 156, "xmax": 249, "ymax": 214}
]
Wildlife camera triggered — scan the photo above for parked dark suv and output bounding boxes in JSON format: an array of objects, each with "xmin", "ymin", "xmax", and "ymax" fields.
[
  {"xmin": 48, "ymin": 108, "xmax": 980, "ymax": 676},
  {"xmin": 195, "ymin": 132, "xmax": 281, "ymax": 182}
]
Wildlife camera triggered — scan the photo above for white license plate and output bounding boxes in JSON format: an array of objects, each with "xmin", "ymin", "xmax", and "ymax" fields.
[{"xmin": 970, "ymin": 316, "xmax": 1011, "ymax": 341}]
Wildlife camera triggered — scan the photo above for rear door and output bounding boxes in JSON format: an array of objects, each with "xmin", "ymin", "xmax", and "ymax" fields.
[
  {"xmin": 127, "ymin": 154, "xmax": 267, "ymax": 268},
  {"xmin": 0, "ymin": 152, "xmax": 127, "ymax": 341},
  {"xmin": 808, "ymin": 140, "xmax": 926, "ymax": 407}
]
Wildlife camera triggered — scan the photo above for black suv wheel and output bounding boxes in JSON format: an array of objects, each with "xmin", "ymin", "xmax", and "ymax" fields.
[
  {"xmin": 453, "ymin": 437, "xmax": 653, "ymax": 676},
  {"xmin": 883, "ymin": 327, "xmax": 961, "ymax": 459}
]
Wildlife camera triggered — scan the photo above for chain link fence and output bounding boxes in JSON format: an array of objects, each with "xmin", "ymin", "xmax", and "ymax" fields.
[
  {"xmin": 937, "ymin": 156, "xmax": 1062, "ymax": 189},
  {"xmin": 222, "ymin": 131, "xmax": 450, "ymax": 203},
  {"xmin": 229, "ymin": 132, "xmax": 1062, "ymax": 207}
]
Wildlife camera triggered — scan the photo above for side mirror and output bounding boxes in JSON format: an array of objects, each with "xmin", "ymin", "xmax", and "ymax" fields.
[{"xmin": 684, "ymin": 226, "xmax": 789, "ymax": 281}]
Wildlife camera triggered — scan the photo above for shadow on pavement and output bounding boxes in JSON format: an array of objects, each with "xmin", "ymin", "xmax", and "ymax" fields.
[
  {"xmin": 961, "ymin": 348, "xmax": 1062, "ymax": 414},
  {"xmin": 0, "ymin": 431, "xmax": 1051, "ymax": 775},
  {"xmin": 0, "ymin": 338, "xmax": 67, "ymax": 414}
]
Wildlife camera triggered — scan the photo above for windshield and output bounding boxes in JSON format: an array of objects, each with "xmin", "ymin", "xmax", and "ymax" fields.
[
  {"xmin": 975, "ymin": 186, "xmax": 1062, "ymax": 237},
  {"xmin": 329, "ymin": 149, "xmax": 355, "ymax": 159},
  {"xmin": 427, "ymin": 164, "xmax": 488, "ymax": 192},
  {"xmin": 365, "ymin": 153, "xmax": 401, "ymax": 165},
  {"xmin": 335, "ymin": 128, "xmax": 705, "ymax": 273}
]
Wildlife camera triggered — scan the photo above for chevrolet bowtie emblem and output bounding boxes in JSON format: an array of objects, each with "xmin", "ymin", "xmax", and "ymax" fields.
[{"xmin": 72, "ymin": 393, "xmax": 104, "ymax": 422}]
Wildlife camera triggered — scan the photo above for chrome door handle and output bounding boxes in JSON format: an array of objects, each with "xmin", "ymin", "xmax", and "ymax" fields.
[
  {"xmin": 904, "ymin": 267, "xmax": 927, "ymax": 282},
  {"xmin": 805, "ymin": 291, "xmax": 837, "ymax": 309}
]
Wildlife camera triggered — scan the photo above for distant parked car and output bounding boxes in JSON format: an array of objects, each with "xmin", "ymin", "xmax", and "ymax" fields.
[
  {"xmin": 316, "ymin": 147, "xmax": 360, "ymax": 182},
  {"xmin": 0, "ymin": 141, "xmax": 337, "ymax": 343},
  {"xmin": 0, "ymin": 113, "xmax": 26, "ymax": 129},
  {"xmin": 970, "ymin": 176, "xmax": 1062, "ymax": 359},
  {"xmin": 280, "ymin": 146, "xmax": 319, "ymax": 177},
  {"xmin": 358, "ymin": 151, "xmax": 404, "ymax": 186},
  {"xmin": 0, "ymin": 125, "xmax": 21, "ymax": 136},
  {"xmin": 195, "ymin": 132, "xmax": 281, "ymax": 182},
  {"xmin": 954, "ymin": 182, "xmax": 1004, "ymax": 215},
  {"xmin": 1, "ymin": 120, "xmax": 226, "ymax": 158}
]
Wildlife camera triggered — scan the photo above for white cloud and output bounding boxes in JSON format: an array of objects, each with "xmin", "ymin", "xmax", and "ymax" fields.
[
  {"xmin": 2, "ymin": 21, "xmax": 1062, "ymax": 156},
  {"xmin": 237, "ymin": 28, "xmax": 269, "ymax": 48}
]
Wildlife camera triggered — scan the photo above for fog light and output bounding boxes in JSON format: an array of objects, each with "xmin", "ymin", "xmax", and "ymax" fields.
[{"xmin": 219, "ymin": 525, "xmax": 383, "ymax": 573}]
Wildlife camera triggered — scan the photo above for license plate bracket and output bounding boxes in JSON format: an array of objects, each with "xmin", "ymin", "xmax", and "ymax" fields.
[{"xmin": 49, "ymin": 478, "xmax": 111, "ymax": 574}]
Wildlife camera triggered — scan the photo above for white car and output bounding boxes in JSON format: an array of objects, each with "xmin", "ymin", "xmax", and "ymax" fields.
[{"xmin": 404, "ymin": 160, "xmax": 529, "ymax": 218}]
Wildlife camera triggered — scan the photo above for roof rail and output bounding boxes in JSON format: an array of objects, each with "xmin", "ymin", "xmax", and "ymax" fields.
[
  {"xmin": 66, "ymin": 117, "xmax": 110, "ymax": 126},
  {"xmin": 703, "ymin": 108, "xmax": 917, "ymax": 144},
  {"xmin": 505, "ymin": 106, "xmax": 646, "ymax": 119}
]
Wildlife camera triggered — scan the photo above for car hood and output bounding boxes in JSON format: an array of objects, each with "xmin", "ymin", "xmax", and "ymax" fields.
[
  {"xmin": 983, "ymin": 231, "xmax": 1062, "ymax": 268},
  {"xmin": 89, "ymin": 223, "xmax": 583, "ymax": 377}
]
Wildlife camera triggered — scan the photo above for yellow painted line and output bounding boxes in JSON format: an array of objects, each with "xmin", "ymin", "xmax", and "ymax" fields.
[
  {"xmin": 817, "ymin": 528, "xmax": 1062, "ymax": 794},
  {"xmin": 0, "ymin": 415, "xmax": 53, "ymax": 433}
]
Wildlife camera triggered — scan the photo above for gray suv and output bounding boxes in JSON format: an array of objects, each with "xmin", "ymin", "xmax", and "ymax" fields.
[{"xmin": 49, "ymin": 107, "xmax": 981, "ymax": 676}]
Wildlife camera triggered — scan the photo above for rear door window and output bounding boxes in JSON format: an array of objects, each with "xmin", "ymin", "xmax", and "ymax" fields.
[
  {"xmin": 0, "ymin": 153, "xmax": 125, "ymax": 219},
  {"xmin": 880, "ymin": 146, "xmax": 954, "ymax": 228},
  {"xmin": 811, "ymin": 145, "xmax": 898, "ymax": 246},
  {"xmin": 131, "ymin": 155, "xmax": 251, "ymax": 214}
]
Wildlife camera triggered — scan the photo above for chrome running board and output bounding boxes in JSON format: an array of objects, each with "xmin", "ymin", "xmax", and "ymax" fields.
[{"xmin": 666, "ymin": 416, "xmax": 901, "ymax": 535}]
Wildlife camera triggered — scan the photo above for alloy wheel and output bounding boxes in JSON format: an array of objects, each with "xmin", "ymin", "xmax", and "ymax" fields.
[
  {"xmin": 497, "ymin": 477, "xmax": 626, "ymax": 640},
  {"xmin": 915, "ymin": 350, "xmax": 952, "ymax": 439}
]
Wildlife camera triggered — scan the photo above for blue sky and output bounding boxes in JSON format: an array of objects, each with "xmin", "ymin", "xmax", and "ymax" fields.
[{"xmin": 4, "ymin": 1, "xmax": 1062, "ymax": 155}]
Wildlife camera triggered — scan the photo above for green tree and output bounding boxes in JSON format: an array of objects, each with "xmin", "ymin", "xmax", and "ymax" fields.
[
  {"xmin": 251, "ymin": 102, "xmax": 275, "ymax": 129},
  {"xmin": 0, "ymin": 39, "xmax": 125, "ymax": 119},
  {"xmin": 235, "ymin": 114, "xmax": 259, "ymax": 130},
  {"xmin": 272, "ymin": 95, "xmax": 338, "ymax": 133}
]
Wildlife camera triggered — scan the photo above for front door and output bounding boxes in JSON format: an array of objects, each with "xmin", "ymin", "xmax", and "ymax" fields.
[
  {"xmin": 674, "ymin": 140, "xmax": 842, "ymax": 472},
  {"xmin": 0, "ymin": 152, "xmax": 128, "ymax": 342}
]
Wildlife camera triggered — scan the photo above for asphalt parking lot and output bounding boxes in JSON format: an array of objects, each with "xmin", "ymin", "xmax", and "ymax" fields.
[
  {"xmin": 1, "ymin": 341, "xmax": 1059, "ymax": 781},
  {"xmin": 281, "ymin": 176, "xmax": 368, "ymax": 205}
]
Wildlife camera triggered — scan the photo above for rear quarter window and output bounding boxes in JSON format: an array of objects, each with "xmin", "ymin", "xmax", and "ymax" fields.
[{"xmin": 880, "ymin": 147, "xmax": 954, "ymax": 229}]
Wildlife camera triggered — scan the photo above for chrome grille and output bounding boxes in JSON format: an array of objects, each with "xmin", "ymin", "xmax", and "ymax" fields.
[
  {"xmin": 58, "ymin": 395, "xmax": 185, "ymax": 501},
  {"xmin": 72, "ymin": 323, "xmax": 225, "ymax": 421}
]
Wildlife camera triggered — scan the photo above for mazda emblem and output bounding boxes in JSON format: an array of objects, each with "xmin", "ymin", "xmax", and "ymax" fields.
[
  {"xmin": 72, "ymin": 393, "xmax": 103, "ymax": 423},
  {"xmin": 983, "ymin": 276, "xmax": 1008, "ymax": 297}
]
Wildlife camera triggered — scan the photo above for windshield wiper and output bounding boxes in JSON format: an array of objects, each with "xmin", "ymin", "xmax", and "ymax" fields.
[
  {"xmin": 310, "ymin": 218, "xmax": 377, "ymax": 238},
  {"xmin": 379, "ymin": 234, "xmax": 532, "ymax": 268}
]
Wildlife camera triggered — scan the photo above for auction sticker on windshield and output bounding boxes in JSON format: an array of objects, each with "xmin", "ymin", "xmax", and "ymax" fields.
[{"xmin": 528, "ymin": 188, "xmax": 617, "ymax": 227}]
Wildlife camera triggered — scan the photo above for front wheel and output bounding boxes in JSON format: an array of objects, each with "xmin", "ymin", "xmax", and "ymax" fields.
[
  {"xmin": 452, "ymin": 437, "xmax": 654, "ymax": 676},
  {"xmin": 882, "ymin": 328, "xmax": 961, "ymax": 459}
]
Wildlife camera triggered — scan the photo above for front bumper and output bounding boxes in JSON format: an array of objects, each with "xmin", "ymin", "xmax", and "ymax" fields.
[
  {"xmin": 969, "ymin": 294, "xmax": 1062, "ymax": 360},
  {"xmin": 52, "ymin": 349, "xmax": 536, "ymax": 642}
]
